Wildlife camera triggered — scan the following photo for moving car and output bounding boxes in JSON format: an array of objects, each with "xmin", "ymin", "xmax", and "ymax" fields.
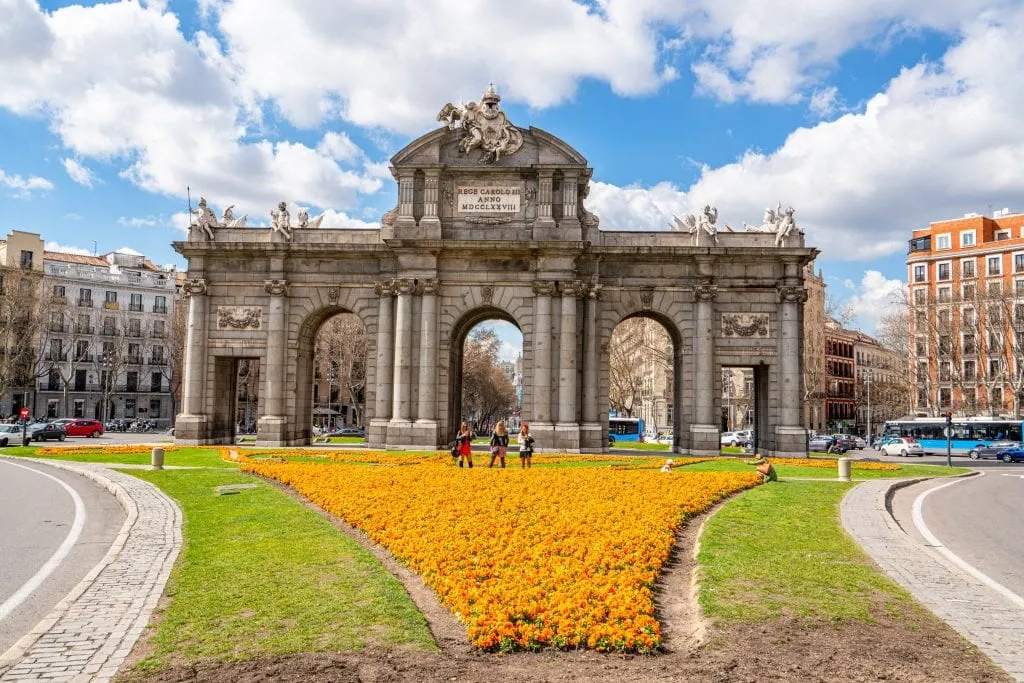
[
  {"xmin": 720, "ymin": 431, "xmax": 750, "ymax": 447},
  {"xmin": 334, "ymin": 427, "xmax": 365, "ymax": 437},
  {"xmin": 808, "ymin": 435, "xmax": 840, "ymax": 452},
  {"xmin": 63, "ymin": 419, "xmax": 104, "ymax": 438},
  {"xmin": 880, "ymin": 437, "xmax": 924, "ymax": 457},
  {"xmin": 0, "ymin": 424, "xmax": 23, "ymax": 446},
  {"xmin": 831, "ymin": 434, "xmax": 859, "ymax": 451},
  {"xmin": 29, "ymin": 422, "xmax": 67, "ymax": 442},
  {"xmin": 967, "ymin": 441, "xmax": 1018, "ymax": 460},
  {"xmin": 992, "ymin": 445, "xmax": 1024, "ymax": 463}
]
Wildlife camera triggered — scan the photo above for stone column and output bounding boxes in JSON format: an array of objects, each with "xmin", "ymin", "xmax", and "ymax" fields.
[
  {"xmin": 689, "ymin": 281, "xmax": 719, "ymax": 455},
  {"xmin": 391, "ymin": 279, "xmax": 414, "ymax": 425},
  {"xmin": 258, "ymin": 279, "xmax": 289, "ymax": 446},
  {"xmin": 416, "ymin": 279, "xmax": 438, "ymax": 423},
  {"xmin": 776, "ymin": 283, "xmax": 809, "ymax": 455},
  {"xmin": 421, "ymin": 173, "xmax": 440, "ymax": 229},
  {"xmin": 532, "ymin": 281, "xmax": 555, "ymax": 425},
  {"xmin": 581, "ymin": 284, "xmax": 602, "ymax": 450},
  {"xmin": 561, "ymin": 175, "xmax": 578, "ymax": 222},
  {"xmin": 556, "ymin": 282, "xmax": 581, "ymax": 450},
  {"xmin": 397, "ymin": 173, "xmax": 415, "ymax": 226},
  {"xmin": 370, "ymin": 282, "xmax": 394, "ymax": 443},
  {"xmin": 175, "ymin": 278, "xmax": 209, "ymax": 444},
  {"xmin": 536, "ymin": 172, "xmax": 555, "ymax": 228}
]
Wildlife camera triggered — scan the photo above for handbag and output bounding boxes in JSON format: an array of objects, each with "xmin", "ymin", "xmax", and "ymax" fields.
[
  {"xmin": 490, "ymin": 445, "xmax": 501, "ymax": 456},
  {"xmin": 450, "ymin": 443, "xmax": 460, "ymax": 459}
]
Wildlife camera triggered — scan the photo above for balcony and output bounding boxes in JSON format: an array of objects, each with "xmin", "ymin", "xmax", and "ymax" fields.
[
  {"xmin": 151, "ymin": 330, "xmax": 165, "ymax": 338},
  {"xmin": 74, "ymin": 325, "xmax": 95, "ymax": 335},
  {"xmin": 49, "ymin": 324, "xmax": 69, "ymax": 333},
  {"xmin": 103, "ymin": 301, "xmax": 119, "ymax": 310},
  {"xmin": 47, "ymin": 352, "xmax": 68, "ymax": 362},
  {"xmin": 908, "ymin": 236, "xmax": 931, "ymax": 253},
  {"xmin": 152, "ymin": 305, "xmax": 167, "ymax": 314},
  {"xmin": 78, "ymin": 299, "xmax": 94, "ymax": 307},
  {"xmin": 101, "ymin": 327, "xmax": 118, "ymax": 337},
  {"xmin": 129, "ymin": 303, "xmax": 144, "ymax": 312},
  {"xmin": 148, "ymin": 358, "xmax": 167, "ymax": 365},
  {"xmin": 126, "ymin": 330, "xmax": 143, "ymax": 338},
  {"xmin": 74, "ymin": 354, "xmax": 94, "ymax": 363},
  {"xmin": 51, "ymin": 296, "xmax": 68, "ymax": 306},
  {"xmin": 126, "ymin": 355, "xmax": 143, "ymax": 365}
]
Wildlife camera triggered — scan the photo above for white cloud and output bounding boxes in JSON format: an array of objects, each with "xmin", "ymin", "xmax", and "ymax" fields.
[
  {"xmin": 206, "ymin": 0, "xmax": 684, "ymax": 133},
  {"xmin": 0, "ymin": 167, "xmax": 53, "ymax": 198},
  {"xmin": 44, "ymin": 240, "xmax": 93, "ymax": 256},
  {"xmin": 64, "ymin": 212, "xmax": 83, "ymax": 220},
  {"xmin": 0, "ymin": 1, "xmax": 383, "ymax": 218},
  {"xmin": 808, "ymin": 86, "xmax": 841, "ymax": 119},
  {"xmin": 114, "ymin": 246, "xmax": 143, "ymax": 256},
  {"xmin": 61, "ymin": 157, "xmax": 96, "ymax": 187},
  {"xmin": 117, "ymin": 216, "xmax": 161, "ymax": 228},
  {"xmin": 588, "ymin": 6, "xmax": 1024, "ymax": 261},
  {"xmin": 316, "ymin": 132, "xmax": 362, "ymax": 164},
  {"xmin": 844, "ymin": 270, "xmax": 906, "ymax": 332}
]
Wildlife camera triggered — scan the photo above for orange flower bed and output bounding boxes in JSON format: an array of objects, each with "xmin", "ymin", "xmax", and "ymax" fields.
[
  {"xmin": 765, "ymin": 457, "xmax": 901, "ymax": 471},
  {"xmin": 35, "ymin": 445, "xmax": 181, "ymax": 455},
  {"xmin": 242, "ymin": 455, "xmax": 759, "ymax": 653}
]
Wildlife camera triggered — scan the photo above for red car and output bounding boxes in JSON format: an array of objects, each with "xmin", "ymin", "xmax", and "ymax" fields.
[{"xmin": 62, "ymin": 418, "xmax": 105, "ymax": 438}]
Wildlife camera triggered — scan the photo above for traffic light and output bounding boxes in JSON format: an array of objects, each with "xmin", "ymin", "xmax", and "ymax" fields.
[{"xmin": 945, "ymin": 412, "xmax": 952, "ymax": 426}]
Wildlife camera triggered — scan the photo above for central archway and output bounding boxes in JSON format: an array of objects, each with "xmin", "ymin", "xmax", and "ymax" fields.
[{"xmin": 447, "ymin": 306, "xmax": 522, "ymax": 444}]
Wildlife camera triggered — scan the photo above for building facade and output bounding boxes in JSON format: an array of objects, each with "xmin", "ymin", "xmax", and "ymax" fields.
[
  {"xmin": 35, "ymin": 248, "xmax": 180, "ymax": 427},
  {"xmin": 851, "ymin": 330, "xmax": 905, "ymax": 437},
  {"xmin": 0, "ymin": 231, "xmax": 46, "ymax": 418},
  {"xmin": 824, "ymin": 320, "xmax": 857, "ymax": 432},
  {"xmin": 907, "ymin": 209, "xmax": 1024, "ymax": 417},
  {"xmin": 803, "ymin": 264, "xmax": 826, "ymax": 433}
]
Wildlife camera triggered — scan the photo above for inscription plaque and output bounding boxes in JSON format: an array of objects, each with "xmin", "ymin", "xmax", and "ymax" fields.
[{"xmin": 456, "ymin": 185, "xmax": 521, "ymax": 214}]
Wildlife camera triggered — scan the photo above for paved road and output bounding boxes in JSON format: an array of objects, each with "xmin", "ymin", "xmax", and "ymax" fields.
[{"xmin": 0, "ymin": 459, "xmax": 124, "ymax": 657}]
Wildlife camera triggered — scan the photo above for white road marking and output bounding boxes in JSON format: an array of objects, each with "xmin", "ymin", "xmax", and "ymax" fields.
[
  {"xmin": 912, "ymin": 472, "xmax": 1024, "ymax": 610},
  {"xmin": 1000, "ymin": 474, "xmax": 1024, "ymax": 479},
  {"xmin": 0, "ymin": 460, "xmax": 87, "ymax": 622}
]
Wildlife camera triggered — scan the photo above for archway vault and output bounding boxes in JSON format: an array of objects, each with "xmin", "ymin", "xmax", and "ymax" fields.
[{"xmin": 173, "ymin": 88, "xmax": 817, "ymax": 456}]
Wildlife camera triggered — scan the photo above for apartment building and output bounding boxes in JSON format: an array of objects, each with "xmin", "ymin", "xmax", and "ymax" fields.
[
  {"xmin": 907, "ymin": 209, "xmax": 1024, "ymax": 417},
  {"xmin": 0, "ymin": 231, "xmax": 45, "ymax": 418},
  {"xmin": 851, "ymin": 330, "xmax": 905, "ymax": 436},
  {"xmin": 824, "ymin": 320, "xmax": 857, "ymax": 431},
  {"xmin": 803, "ymin": 264, "xmax": 827, "ymax": 433},
  {"xmin": 37, "ymin": 247, "xmax": 179, "ymax": 426}
]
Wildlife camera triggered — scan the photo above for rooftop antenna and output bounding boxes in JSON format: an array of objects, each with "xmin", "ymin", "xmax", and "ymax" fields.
[
  {"xmin": 92, "ymin": 240, "xmax": 97, "ymax": 256},
  {"xmin": 187, "ymin": 186, "xmax": 193, "ymax": 228}
]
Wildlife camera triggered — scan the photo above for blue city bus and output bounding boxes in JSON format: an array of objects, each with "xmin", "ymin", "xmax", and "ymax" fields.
[
  {"xmin": 608, "ymin": 417, "xmax": 645, "ymax": 445},
  {"xmin": 882, "ymin": 417, "xmax": 1024, "ymax": 455}
]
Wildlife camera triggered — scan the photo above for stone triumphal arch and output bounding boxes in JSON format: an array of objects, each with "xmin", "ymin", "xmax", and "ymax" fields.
[{"xmin": 174, "ymin": 86, "xmax": 817, "ymax": 456}]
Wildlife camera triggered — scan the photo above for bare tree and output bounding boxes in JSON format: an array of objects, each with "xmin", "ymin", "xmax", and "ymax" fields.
[
  {"xmin": 160, "ymin": 303, "xmax": 187, "ymax": 424},
  {"xmin": 874, "ymin": 306, "xmax": 913, "ymax": 418},
  {"xmin": 0, "ymin": 268, "xmax": 44, "ymax": 417},
  {"xmin": 609, "ymin": 318, "xmax": 670, "ymax": 419},
  {"xmin": 826, "ymin": 293, "xmax": 856, "ymax": 328},
  {"xmin": 313, "ymin": 313, "xmax": 367, "ymax": 426},
  {"xmin": 461, "ymin": 328, "xmax": 515, "ymax": 428}
]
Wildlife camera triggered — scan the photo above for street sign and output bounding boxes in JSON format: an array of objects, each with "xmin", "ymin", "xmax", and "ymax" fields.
[
  {"xmin": 19, "ymin": 407, "xmax": 29, "ymax": 420},
  {"xmin": 943, "ymin": 427, "xmax": 953, "ymax": 438}
]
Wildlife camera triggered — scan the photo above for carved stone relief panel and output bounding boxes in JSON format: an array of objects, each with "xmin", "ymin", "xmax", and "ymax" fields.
[
  {"xmin": 721, "ymin": 313, "xmax": 769, "ymax": 338},
  {"xmin": 217, "ymin": 306, "xmax": 263, "ymax": 330}
]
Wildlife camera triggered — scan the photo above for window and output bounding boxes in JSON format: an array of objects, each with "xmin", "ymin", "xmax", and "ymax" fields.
[
  {"xmin": 963, "ymin": 360, "xmax": 976, "ymax": 380},
  {"xmin": 49, "ymin": 339, "xmax": 63, "ymax": 361},
  {"xmin": 20, "ymin": 250, "xmax": 33, "ymax": 269},
  {"xmin": 939, "ymin": 361, "xmax": 951, "ymax": 382},
  {"xmin": 915, "ymin": 338, "xmax": 927, "ymax": 356},
  {"xmin": 1015, "ymin": 253, "xmax": 1024, "ymax": 273},
  {"xmin": 988, "ymin": 305, "xmax": 1002, "ymax": 324},
  {"xmin": 1016, "ymin": 303, "xmax": 1024, "ymax": 323},
  {"xmin": 937, "ymin": 287, "xmax": 951, "ymax": 303},
  {"xmin": 917, "ymin": 360, "xmax": 929, "ymax": 380},
  {"xmin": 151, "ymin": 346, "xmax": 164, "ymax": 362},
  {"xmin": 939, "ymin": 388, "xmax": 951, "ymax": 407},
  {"xmin": 988, "ymin": 331, "xmax": 1002, "ymax": 350},
  {"xmin": 152, "ymin": 320, "xmax": 165, "ymax": 338},
  {"xmin": 105, "ymin": 290, "xmax": 117, "ymax": 303},
  {"xmin": 989, "ymin": 280, "xmax": 1003, "ymax": 296},
  {"xmin": 962, "ymin": 259, "xmax": 976, "ymax": 278},
  {"xmin": 963, "ymin": 333, "xmax": 976, "ymax": 355},
  {"xmin": 47, "ymin": 369, "xmax": 60, "ymax": 391},
  {"xmin": 126, "ymin": 372, "xmax": 138, "ymax": 393},
  {"xmin": 962, "ymin": 283, "xmax": 976, "ymax": 300},
  {"xmin": 129, "ymin": 319, "xmax": 141, "ymax": 337},
  {"xmin": 75, "ymin": 340, "xmax": 89, "ymax": 360},
  {"xmin": 996, "ymin": 230, "xmax": 1010, "ymax": 241},
  {"xmin": 73, "ymin": 399, "xmax": 84, "ymax": 418},
  {"xmin": 939, "ymin": 336, "xmax": 951, "ymax": 354},
  {"xmin": 913, "ymin": 264, "xmax": 926, "ymax": 283},
  {"xmin": 130, "ymin": 293, "xmax": 143, "ymax": 312},
  {"xmin": 963, "ymin": 388, "xmax": 976, "ymax": 409},
  {"xmin": 125, "ymin": 398, "xmax": 136, "ymax": 418},
  {"xmin": 102, "ymin": 316, "xmax": 116, "ymax": 335},
  {"xmin": 151, "ymin": 372, "xmax": 162, "ymax": 392},
  {"xmin": 52, "ymin": 285, "xmax": 65, "ymax": 297},
  {"xmin": 79, "ymin": 288, "xmax": 92, "ymax": 306},
  {"xmin": 128, "ymin": 343, "xmax": 140, "ymax": 363},
  {"xmin": 917, "ymin": 388, "xmax": 928, "ymax": 407},
  {"xmin": 149, "ymin": 398, "xmax": 161, "ymax": 417},
  {"xmin": 154, "ymin": 295, "xmax": 167, "ymax": 313},
  {"xmin": 989, "ymin": 359, "xmax": 1001, "ymax": 376},
  {"xmin": 936, "ymin": 233, "xmax": 952, "ymax": 250},
  {"xmin": 988, "ymin": 256, "xmax": 1002, "ymax": 276},
  {"xmin": 937, "ymin": 262, "xmax": 951, "ymax": 281},
  {"xmin": 937, "ymin": 309, "xmax": 950, "ymax": 328},
  {"xmin": 102, "ymin": 341, "xmax": 115, "ymax": 359},
  {"xmin": 991, "ymin": 387, "xmax": 1004, "ymax": 411},
  {"xmin": 960, "ymin": 231, "xmax": 976, "ymax": 247},
  {"xmin": 46, "ymin": 399, "xmax": 58, "ymax": 419},
  {"xmin": 1016, "ymin": 280, "xmax": 1024, "ymax": 296}
]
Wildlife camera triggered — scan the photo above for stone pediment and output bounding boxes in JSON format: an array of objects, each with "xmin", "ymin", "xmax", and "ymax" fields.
[{"xmin": 390, "ymin": 126, "xmax": 587, "ymax": 170}]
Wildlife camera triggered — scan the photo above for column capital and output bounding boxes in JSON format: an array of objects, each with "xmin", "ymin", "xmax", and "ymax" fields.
[
  {"xmin": 393, "ymin": 278, "xmax": 415, "ymax": 295},
  {"xmin": 264, "ymin": 279, "xmax": 289, "ymax": 296},
  {"xmin": 374, "ymin": 280, "xmax": 395, "ymax": 297},
  {"xmin": 182, "ymin": 278, "xmax": 207, "ymax": 296},
  {"xmin": 532, "ymin": 281, "xmax": 556, "ymax": 297},
  {"xmin": 693, "ymin": 283, "xmax": 718, "ymax": 302},
  {"xmin": 778, "ymin": 285, "xmax": 808, "ymax": 303},
  {"xmin": 418, "ymin": 279, "xmax": 439, "ymax": 295},
  {"xmin": 560, "ymin": 280, "xmax": 584, "ymax": 298},
  {"xmin": 587, "ymin": 283, "xmax": 603, "ymax": 300}
]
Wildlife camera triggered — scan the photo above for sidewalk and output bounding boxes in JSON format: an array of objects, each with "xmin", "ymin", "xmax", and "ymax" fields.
[
  {"xmin": 842, "ymin": 479, "xmax": 1024, "ymax": 682},
  {"xmin": 0, "ymin": 460, "xmax": 182, "ymax": 682}
]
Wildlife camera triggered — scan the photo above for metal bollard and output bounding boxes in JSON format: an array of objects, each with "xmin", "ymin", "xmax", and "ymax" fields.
[
  {"xmin": 838, "ymin": 457, "xmax": 851, "ymax": 482},
  {"xmin": 151, "ymin": 447, "xmax": 165, "ymax": 470}
]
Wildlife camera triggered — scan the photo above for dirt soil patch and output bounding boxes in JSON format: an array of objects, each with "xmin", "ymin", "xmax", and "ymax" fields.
[{"xmin": 120, "ymin": 481, "xmax": 1012, "ymax": 683}]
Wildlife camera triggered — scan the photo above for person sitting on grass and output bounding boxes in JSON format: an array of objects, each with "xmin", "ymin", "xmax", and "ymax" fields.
[
  {"xmin": 660, "ymin": 458, "xmax": 674, "ymax": 472},
  {"xmin": 745, "ymin": 453, "xmax": 777, "ymax": 482}
]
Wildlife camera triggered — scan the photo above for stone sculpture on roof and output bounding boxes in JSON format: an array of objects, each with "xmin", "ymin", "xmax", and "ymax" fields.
[
  {"xmin": 670, "ymin": 204, "xmax": 719, "ymax": 245},
  {"xmin": 270, "ymin": 201, "xmax": 292, "ymax": 240},
  {"xmin": 742, "ymin": 202, "xmax": 802, "ymax": 246},
  {"xmin": 297, "ymin": 208, "xmax": 325, "ymax": 229},
  {"xmin": 437, "ymin": 84, "xmax": 524, "ymax": 164},
  {"xmin": 221, "ymin": 205, "xmax": 247, "ymax": 228},
  {"xmin": 190, "ymin": 197, "xmax": 219, "ymax": 240}
]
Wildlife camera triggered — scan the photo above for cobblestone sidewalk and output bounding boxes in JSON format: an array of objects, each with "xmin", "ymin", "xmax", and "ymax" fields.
[
  {"xmin": 0, "ymin": 460, "xmax": 182, "ymax": 682},
  {"xmin": 842, "ymin": 479, "xmax": 1024, "ymax": 682}
]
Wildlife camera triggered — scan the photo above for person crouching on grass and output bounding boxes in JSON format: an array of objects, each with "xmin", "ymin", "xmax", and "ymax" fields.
[
  {"xmin": 517, "ymin": 422, "xmax": 535, "ymax": 469},
  {"xmin": 489, "ymin": 421, "xmax": 509, "ymax": 468},
  {"xmin": 457, "ymin": 421, "xmax": 473, "ymax": 468},
  {"xmin": 745, "ymin": 453, "xmax": 777, "ymax": 482}
]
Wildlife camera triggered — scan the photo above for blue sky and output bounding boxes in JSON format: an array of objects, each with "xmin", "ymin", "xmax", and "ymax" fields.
[{"xmin": 4, "ymin": 1, "xmax": 1024, "ymax": 349}]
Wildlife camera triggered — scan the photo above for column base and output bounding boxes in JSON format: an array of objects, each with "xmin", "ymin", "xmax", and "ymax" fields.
[
  {"xmin": 174, "ymin": 414, "xmax": 210, "ymax": 445},
  {"xmin": 257, "ymin": 415, "xmax": 289, "ymax": 447},
  {"xmin": 579, "ymin": 422, "xmax": 605, "ymax": 453},
  {"xmin": 410, "ymin": 419, "xmax": 440, "ymax": 448},
  {"xmin": 554, "ymin": 423, "xmax": 581, "ymax": 453},
  {"xmin": 368, "ymin": 418, "xmax": 390, "ymax": 448},
  {"xmin": 386, "ymin": 418, "xmax": 416, "ymax": 449},
  {"xmin": 771, "ymin": 426, "xmax": 808, "ymax": 458},
  {"xmin": 528, "ymin": 422, "xmax": 555, "ymax": 453},
  {"xmin": 688, "ymin": 424, "xmax": 720, "ymax": 457}
]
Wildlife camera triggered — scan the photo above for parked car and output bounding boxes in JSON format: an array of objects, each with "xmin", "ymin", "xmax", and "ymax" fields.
[
  {"xmin": 852, "ymin": 436, "xmax": 867, "ymax": 449},
  {"xmin": 331, "ymin": 427, "xmax": 365, "ymax": 437},
  {"xmin": 808, "ymin": 435, "xmax": 838, "ymax": 452},
  {"xmin": 992, "ymin": 445, "xmax": 1024, "ymax": 463},
  {"xmin": 0, "ymin": 424, "xmax": 23, "ymax": 446},
  {"xmin": 29, "ymin": 422, "xmax": 67, "ymax": 442},
  {"xmin": 720, "ymin": 431, "xmax": 750, "ymax": 447},
  {"xmin": 967, "ymin": 441, "xmax": 1019, "ymax": 460},
  {"xmin": 62, "ymin": 419, "xmax": 104, "ymax": 438},
  {"xmin": 831, "ymin": 434, "xmax": 859, "ymax": 451},
  {"xmin": 880, "ymin": 437, "xmax": 924, "ymax": 457}
]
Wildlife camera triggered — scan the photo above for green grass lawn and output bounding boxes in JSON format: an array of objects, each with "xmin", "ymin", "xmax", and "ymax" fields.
[
  {"xmin": 0, "ymin": 446, "xmax": 236, "ymax": 468},
  {"xmin": 682, "ymin": 456, "xmax": 970, "ymax": 479},
  {"xmin": 125, "ymin": 468, "xmax": 434, "ymax": 672},
  {"xmin": 697, "ymin": 481, "xmax": 911, "ymax": 623}
]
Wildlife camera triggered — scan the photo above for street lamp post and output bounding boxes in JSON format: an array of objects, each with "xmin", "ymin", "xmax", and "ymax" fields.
[
  {"xmin": 723, "ymin": 371, "xmax": 733, "ymax": 431},
  {"xmin": 865, "ymin": 370, "xmax": 872, "ymax": 442}
]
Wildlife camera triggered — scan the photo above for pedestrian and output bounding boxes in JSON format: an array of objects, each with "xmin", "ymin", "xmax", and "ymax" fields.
[
  {"xmin": 518, "ymin": 422, "xmax": 535, "ymax": 469},
  {"xmin": 660, "ymin": 458, "xmax": 674, "ymax": 472},
  {"xmin": 457, "ymin": 421, "xmax": 473, "ymax": 468},
  {"xmin": 489, "ymin": 421, "xmax": 509, "ymax": 468},
  {"xmin": 745, "ymin": 453, "xmax": 777, "ymax": 482}
]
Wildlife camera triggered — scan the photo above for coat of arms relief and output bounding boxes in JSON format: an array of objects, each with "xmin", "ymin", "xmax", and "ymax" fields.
[{"xmin": 437, "ymin": 84, "xmax": 524, "ymax": 163}]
